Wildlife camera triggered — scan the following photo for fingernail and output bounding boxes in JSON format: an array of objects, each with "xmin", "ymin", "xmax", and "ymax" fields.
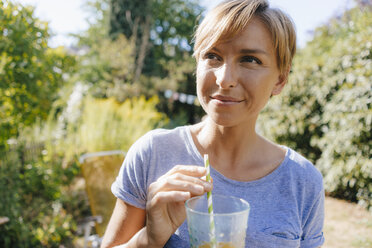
[{"xmin": 203, "ymin": 181, "xmax": 212, "ymax": 190}]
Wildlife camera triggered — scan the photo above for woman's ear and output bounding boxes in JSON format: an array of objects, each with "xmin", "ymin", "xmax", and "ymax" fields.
[{"xmin": 271, "ymin": 66, "xmax": 290, "ymax": 96}]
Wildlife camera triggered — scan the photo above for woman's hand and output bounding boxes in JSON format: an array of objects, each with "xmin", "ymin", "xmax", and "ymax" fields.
[{"xmin": 145, "ymin": 165, "xmax": 212, "ymax": 247}]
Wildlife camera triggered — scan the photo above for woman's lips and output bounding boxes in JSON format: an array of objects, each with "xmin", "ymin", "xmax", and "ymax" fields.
[{"xmin": 210, "ymin": 95, "xmax": 244, "ymax": 105}]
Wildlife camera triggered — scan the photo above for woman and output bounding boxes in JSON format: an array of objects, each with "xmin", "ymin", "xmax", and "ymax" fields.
[{"xmin": 101, "ymin": 0, "xmax": 325, "ymax": 247}]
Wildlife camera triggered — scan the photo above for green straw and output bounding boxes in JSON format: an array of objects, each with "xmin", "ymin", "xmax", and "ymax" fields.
[{"xmin": 204, "ymin": 154, "xmax": 216, "ymax": 247}]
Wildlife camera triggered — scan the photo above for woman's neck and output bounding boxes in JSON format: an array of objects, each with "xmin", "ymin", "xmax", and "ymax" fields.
[
  {"xmin": 205, "ymin": 119, "xmax": 256, "ymax": 146},
  {"xmin": 191, "ymin": 118, "xmax": 259, "ymax": 165},
  {"xmin": 190, "ymin": 117, "xmax": 286, "ymax": 181}
]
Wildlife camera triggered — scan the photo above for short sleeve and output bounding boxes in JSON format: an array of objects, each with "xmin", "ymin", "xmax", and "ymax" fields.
[
  {"xmin": 300, "ymin": 189, "xmax": 325, "ymax": 247},
  {"xmin": 111, "ymin": 133, "xmax": 152, "ymax": 209}
]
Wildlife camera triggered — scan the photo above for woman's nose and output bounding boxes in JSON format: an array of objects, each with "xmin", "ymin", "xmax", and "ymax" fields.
[{"xmin": 215, "ymin": 64, "xmax": 237, "ymax": 89}]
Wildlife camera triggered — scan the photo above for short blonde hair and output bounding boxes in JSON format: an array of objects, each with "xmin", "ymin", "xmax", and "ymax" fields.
[{"xmin": 193, "ymin": 0, "xmax": 296, "ymax": 74}]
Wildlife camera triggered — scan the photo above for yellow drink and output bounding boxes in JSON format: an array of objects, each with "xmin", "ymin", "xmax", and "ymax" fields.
[{"xmin": 198, "ymin": 241, "xmax": 236, "ymax": 248}]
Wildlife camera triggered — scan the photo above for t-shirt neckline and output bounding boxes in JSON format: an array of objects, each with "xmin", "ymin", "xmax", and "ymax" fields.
[{"xmin": 184, "ymin": 125, "xmax": 291, "ymax": 186}]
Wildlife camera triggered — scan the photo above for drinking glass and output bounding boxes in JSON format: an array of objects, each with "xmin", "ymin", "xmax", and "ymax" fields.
[{"xmin": 185, "ymin": 194, "xmax": 250, "ymax": 248}]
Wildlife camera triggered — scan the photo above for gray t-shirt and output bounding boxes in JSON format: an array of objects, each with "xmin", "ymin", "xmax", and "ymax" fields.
[{"xmin": 112, "ymin": 126, "xmax": 325, "ymax": 248}]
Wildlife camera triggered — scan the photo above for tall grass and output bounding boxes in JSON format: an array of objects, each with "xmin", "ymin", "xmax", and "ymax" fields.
[{"xmin": 61, "ymin": 95, "xmax": 168, "ymax": 157}]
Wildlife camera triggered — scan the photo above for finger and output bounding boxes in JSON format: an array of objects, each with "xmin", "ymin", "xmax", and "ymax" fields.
[
  {"xmin": 149, "ymin": 177, "xmax": 206, "ymax": 198},
  {"xmin": 162, "ymin": 165, "xmax": 207, "ymax": 178},
  {"xmin": 149, "ymin": 191, "xmax": 191, "ymax": 207},
  {"xmin": 171, "ymin": 173, "xmax": 212, "ymax": 192},
  {"xmin": 201, "ymin": 175, "xmax": 214, "ymax": 184}
]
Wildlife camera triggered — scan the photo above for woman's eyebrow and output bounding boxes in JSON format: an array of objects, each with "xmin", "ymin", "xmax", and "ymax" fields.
[
  {"xmin": 240, "ymin": 48, "xmax": 269, "ymax": 55},
  {"xmin": 208, "ymin": 47, "xmax": 269, "ymax": 56}
]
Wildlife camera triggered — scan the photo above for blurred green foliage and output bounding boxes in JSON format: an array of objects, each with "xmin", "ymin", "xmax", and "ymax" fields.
[
  {"xmin": 0, "ymin": 3, "xmax": 84, "ymax": 245},
  {"xmin": 0, "ymin": 138, "xmax": 88, "ymax": 247},
  {"xmin": 76, "ymin": 96, "xmax": 168, "ymax": 152},
  {"xmin": 77, "ymin": 0, "xmax": 205, "ymax": 124},
  {"xmin": 79, "ymin": 33, "xmax": 137, "ymax": 100},
  {"xmin": 109, "ymin": 0, "xmax": 203, "ymax": 77},
  {"xmin": 0, "ymin": 88, "xmax": 167, "ymax": 247},
  {"xmin": 258, "ymin": 4, "xmax": 372, "ymax": 210},
  {"xmin": 74, "ymin": 0, "xmax": 137, "ymax": 100},
  {"xmin": 50, "ymin": 94, "xmax": 168, "ymax": 160},
  {"xmin": 0, "ymin": 0, "xmax": 76, "ymax": 150}
]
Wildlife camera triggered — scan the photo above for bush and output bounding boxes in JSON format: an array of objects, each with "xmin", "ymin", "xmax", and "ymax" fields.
[
  {"xmin": 0, "ymin": 141, "xmax": 88, "ymax": 247},
  {"xmin": 0, "ymin": 93, "xmax": 168, "ymax": 246},
  {"xmin": 0, "ymin": 1, "xmax": 75, "ymax": 149},
  {"xmin": 258, "ymin": 4, "xmax": 372, "ymax": 210}
]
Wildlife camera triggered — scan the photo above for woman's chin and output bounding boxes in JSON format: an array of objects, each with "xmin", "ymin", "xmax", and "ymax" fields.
[{"xmin": 208, "ymin": 114, "xmax": 239, "ymax": 128}]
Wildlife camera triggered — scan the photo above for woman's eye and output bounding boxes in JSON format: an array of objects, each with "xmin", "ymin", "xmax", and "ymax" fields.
[
  {"xmin": 241, "ymin": 56, "xmax": 262, "ymax": 64},
  {"xmin": 205, "ymin": 53, "xmax": 220, "ymax": 61}
]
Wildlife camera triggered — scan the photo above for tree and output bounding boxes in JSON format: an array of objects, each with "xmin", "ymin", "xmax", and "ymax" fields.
[
  {"xmin": 109, "ymin": 0, "xmax": 205, "ymax": 124},
  {"xmin": 110, "ymin": 0, "xmax": 151, "ymax": 83},
  {"xmin": 77, "ymin": 0, "xmax": 205, "ymax": 124},
  {"xmin": 74, "ymin": 0, "xmax": 139, "ymax": 102},
  {"xmin": 258, "ymin": 2, "xmax": 372, "ymax": 209},
  {"xmin": 0, "ymin": 0, "xmax": 75, "ymax": 149},
  {"xmin": 109, "ymin": 0, "xmax": 203, "ymax": 79}
]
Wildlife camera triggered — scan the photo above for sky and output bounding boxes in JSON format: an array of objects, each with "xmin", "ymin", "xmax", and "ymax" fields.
[{"xmin": 16, "ymin": 0, "xmax": 355, "ymax": 48}]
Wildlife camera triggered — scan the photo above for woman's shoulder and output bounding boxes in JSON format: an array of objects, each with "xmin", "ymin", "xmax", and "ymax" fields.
[
  {"xmin": 283, "ymin": 147, "xmax": 324, "ymax": 192},
  {"xmin": 129, "ymin": 126, "xmax": 190, "ymax": 152},
  {"xmin": 141, "ymin": 126, "xmax": 190, "ymax": 143},
  {"xmin": 285, "ymin": 148, "xmax": 321, "ymax": 174}
]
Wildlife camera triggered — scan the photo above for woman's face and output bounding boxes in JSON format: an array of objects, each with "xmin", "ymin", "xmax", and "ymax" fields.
[{"xmin": 196, "ymin": 17, "xmax": 286, "ymax": 127}]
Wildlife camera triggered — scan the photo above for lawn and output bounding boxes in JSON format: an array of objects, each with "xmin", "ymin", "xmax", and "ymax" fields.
[{"xmin": 323, "ymin": 196, "xmax": 372, "ymax": 248}]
